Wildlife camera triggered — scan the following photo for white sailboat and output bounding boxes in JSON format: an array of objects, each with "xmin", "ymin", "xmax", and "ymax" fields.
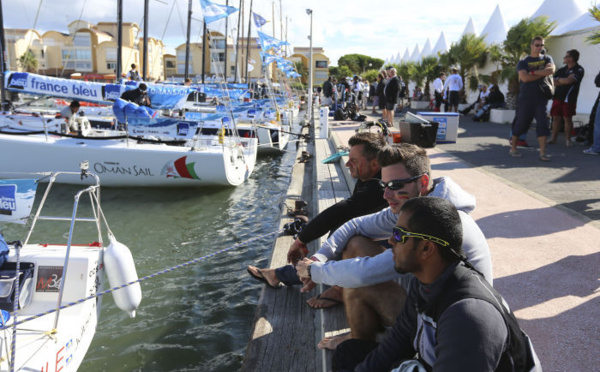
[{"xmin": 0, "ymin": 169, "xmax": 141, "ymax": 371}]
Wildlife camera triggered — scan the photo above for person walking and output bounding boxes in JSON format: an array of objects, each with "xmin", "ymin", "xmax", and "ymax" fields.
[
  {"xmin": 509, "ymin": 36, "xmax": 555, "ymax": 161},
  {"xmin": 442, "ymin": 68, "xmax": 463, "ymax": 112}
]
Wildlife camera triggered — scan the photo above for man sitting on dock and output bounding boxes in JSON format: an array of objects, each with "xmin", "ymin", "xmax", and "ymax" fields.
[
  {"xmin": 295, "ymin": 143, "xmax": 492, "ymax": 350},
  {"xmin": 332, "ymin": 197, "xmax": 539, "ymax": 372},
  {"xmin": 247, "ymin": 132, "xmax": 388, "ymax": 308}
]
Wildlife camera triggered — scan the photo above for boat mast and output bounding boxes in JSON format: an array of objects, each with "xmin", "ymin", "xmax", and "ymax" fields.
[
  {"xmin": 223, "ymin": 0, "xmax": 229, "ymax": 83},
  {"xmin": 143, "ymin": 0, "xmax": 149, "ymax": 80},
  {"xmin": 244, "ymin": 0, "xmax": 253, "ymax": 85},
  {"xmin": 185, "ymin": 0, "xmax": 192, "ymax": 80},
  {"xmin": 116, "ymin": 0, "xmax": 123, "ymax": 82},
  {"xmin": 201, "ymin": 21, "xmax": 207, "ymax": 84},
  {"xmin": 234, "ymin": 0, "xmax": 242, "ymax": 83},
  {"xmin": 0, "ymin": 0, "xmax": 6, "ymax": 106}
]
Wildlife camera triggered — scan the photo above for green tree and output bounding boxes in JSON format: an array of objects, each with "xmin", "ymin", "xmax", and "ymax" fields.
[
  {"xmin": 419, "ymin": 56, "xmax": 442, "ymax": 99},
  {"xmin": 586, "ymin": 4, "xmax": 600, "ymax": 45},
  {"xmin": 489, "ymin": 16, "xmax": 555, "ymax": 108},
  {"xmin": 396, "ymin": 62, "xmax": 415, "ymax": 86},
  {"xmin": 18, "ymin": 50, "xmax": 38, "ymax": 72},
  {"xmin": 294, "ymin": 61, "xmax": 308, "ymax": 84},
  {"xmin": 440, "ymin": 34, "xmax": 488, "ymax": 103},
  {"xmin": 337, "ymin": 54, "xmax": 384, "ymax": 75}
]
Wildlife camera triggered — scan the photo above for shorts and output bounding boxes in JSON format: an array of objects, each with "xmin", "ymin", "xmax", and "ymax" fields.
[
  {"xmin": 378, "ymin": 97, "xmax": 386, "ymax": 110},
  {"xmin": 550, "ymin": 100, "xmax": 576, "ymax": 117},
  {"xmin": 448, "ymin": 91, "xmax": 460, "ymax": 106},
  {"xmin": 513, "ymin": 96, "xmax": 551, "ymax": 137},
  {"xmin": 386, "ymin": 102, "xmax": 397, "ymax": 111}
]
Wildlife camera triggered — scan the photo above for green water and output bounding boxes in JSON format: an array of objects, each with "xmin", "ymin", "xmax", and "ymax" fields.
[{"xmin": 2, "ymin": 148, "xmax": 297, "ymax": 371}]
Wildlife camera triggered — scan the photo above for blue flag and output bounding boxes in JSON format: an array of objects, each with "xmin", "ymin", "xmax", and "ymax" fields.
[
  {"xmin": 253, "ymin": 12, "xmax": 267, "ymax": 28},
  {"xmin": 200, "ymin": 0, "xmax": 239, "ymax": 25}
]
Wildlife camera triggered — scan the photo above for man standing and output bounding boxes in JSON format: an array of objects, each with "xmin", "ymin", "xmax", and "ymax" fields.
[
  {"xmin": 510, "ymin": 36, "xmax": 555, "ymax": 161},
  {"xmin": 383, "ymin": 68, "xmax": 400, "ymax": 125},
  {"xmin": 247, "ymin": 133, "xmax": 388, "ymax": 308},
  {"xmin": 548, "ymin": 49, "xmax": 585, "ymax": 147},
  {"xmin": 442, "ymin": 68, "xmax": 463, "ymax": 112},
  {"xmin": 322, "ymin": 76, "xmax": 334, "ymax": 106},
  {"xmin": 332, "ymin": 197, "xmax": 540, "ymax": 372},
  {"xmin": 432, "ymin": 72, "xmax": 446, "ymax": 112},
  {"xmin": 126, "ymin": 63, "xmax": 141, "ymax": 81}
]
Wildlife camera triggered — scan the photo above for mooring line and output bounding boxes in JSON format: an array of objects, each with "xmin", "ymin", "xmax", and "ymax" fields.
[{"xmin": 2, "ymin": 228, "xmax": 285, "ymax": 330}]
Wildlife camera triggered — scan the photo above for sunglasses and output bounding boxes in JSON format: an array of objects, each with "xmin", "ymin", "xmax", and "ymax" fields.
[
  {"xmin": 379, "ymin": 174, "xmax": 424, "ymax": 191},
  {"xmin": 534, "ymin": 44, "xmax": 545, "ymax": 47},
  {"xmin": 392, "ymin": 226, "xmax": 449, "ymax": 247}
]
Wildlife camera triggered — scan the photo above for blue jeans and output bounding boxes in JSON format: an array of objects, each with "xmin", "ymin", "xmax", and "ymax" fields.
[{"xmin": 275, "ymin": 265, "xmax": 302, "ymax": 286}]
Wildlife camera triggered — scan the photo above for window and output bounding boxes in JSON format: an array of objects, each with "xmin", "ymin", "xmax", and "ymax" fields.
[
  {"xmin": 212, "ymin": 39, "xmax": 226, "ymax": 49},
  {"xmin": 215, "ymin": 52, "xmax": 225, "ymax": 62},
  {"xmin": 316, "ymin": 60, "xmax": 328, "ymax": 68},
  {"xmin": 107, "ymin": 62, "xmax": 116, "ymax": 70},
  {"xmin": 166, "ymin": 60, "xmax": 176, "ymax": 68},
  {"xmin": 73, "ymin": 32, "xmax": 91, "ymax": 47},
  {"xmin": 106, "ymin": 48, "xmax": 117, "ymax": 61},
  {"xmin": 177, "ymin": 63, "xmax": 193, "ymax": 75}
]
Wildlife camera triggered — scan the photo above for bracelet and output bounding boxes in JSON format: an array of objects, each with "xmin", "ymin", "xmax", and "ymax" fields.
[{"xmin": 307, "ymin": 264, "xmax": 312, "ymax": 278}]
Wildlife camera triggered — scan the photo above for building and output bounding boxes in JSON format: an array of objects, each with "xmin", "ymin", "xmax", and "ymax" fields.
[{"xmin": 289, "ymin": 47, "xmax": 329, "ymax": 86}]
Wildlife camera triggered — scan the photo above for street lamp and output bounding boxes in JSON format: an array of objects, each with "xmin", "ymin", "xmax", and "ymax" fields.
[{"xmin": 306, "ymin": 8, "xmax": 313, "ymax": 122}]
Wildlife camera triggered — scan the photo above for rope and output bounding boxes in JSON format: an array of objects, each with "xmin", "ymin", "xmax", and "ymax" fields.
[{"xmin": 1, "ymin": 228, "xmax": 285, "ymax": 331}]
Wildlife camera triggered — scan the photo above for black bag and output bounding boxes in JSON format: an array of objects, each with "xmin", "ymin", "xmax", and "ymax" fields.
[
  {"xmin": 334, "ymin": 108, "xmax": 348, "ymax": 121},
  {"xmin": 538, "ymin": 75, "xmax": 555, "ymax": 99}
]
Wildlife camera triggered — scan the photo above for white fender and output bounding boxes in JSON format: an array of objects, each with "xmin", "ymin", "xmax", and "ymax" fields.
[{"xmin": 104, "ymin": 235, "xmax": 142, "ymax": 318}]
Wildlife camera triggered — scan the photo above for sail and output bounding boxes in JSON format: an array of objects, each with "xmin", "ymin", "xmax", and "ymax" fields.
[{"xmin": 0, "ymin": 179, "xmax": 38, "ymax": 224}]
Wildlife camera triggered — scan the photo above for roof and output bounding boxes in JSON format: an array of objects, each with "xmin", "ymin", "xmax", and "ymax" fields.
[
  {"xmin": 552, "ymin": 9, "xmax": 599, "ymax": 35},
  {"xmin": 530, "ymin": 0, "xmax": 586, "ymax": 35},
  {"xmin": 432, "ymin": 31, "xmax": 449, "ymax": 55},
  {"xmin": 480, "ymin": 5, "xmax": 508, "ymax": 45},
  {"xmin": 402, "ymin": 47, "xmax": 411, "ymax": 62},
  {"xmin": 409, "ymin": 44, "xmax": 421, "ymax": 62},
  {"xmin": 461, "ymin": 17, "xmax": 477, "ymax": 36},
  {"xmin": 420, "ymin": 39, "xmax": 432, "ymax": 57}
]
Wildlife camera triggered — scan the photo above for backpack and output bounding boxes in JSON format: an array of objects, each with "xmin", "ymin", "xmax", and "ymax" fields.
[{"xmin": 334, "ymin": 108, "xmax": 348, "ymax": 121}]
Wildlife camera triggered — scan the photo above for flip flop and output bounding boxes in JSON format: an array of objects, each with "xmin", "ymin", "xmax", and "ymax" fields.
[
  {"xmin": 508, "ymin": 150, "xmax": 522, "ymax": 158},
  {"xmin": 321, "ymin": 151, "xmax": 349, "ymax": 164},
  {"xmin": 306, "ymin": 294, "xmax": 343, "ymax": 309},
  {"xmin": 247, "ymin": 267, "xmax": 281, "ymax": 289},
  {"xmin": 539, "ymin": 155, "xmax": 551, "ymax": 162}
]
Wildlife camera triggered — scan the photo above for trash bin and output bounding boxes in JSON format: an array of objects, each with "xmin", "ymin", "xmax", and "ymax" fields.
[
  {"xmin": 399, "ymin": 112, "xmax": 439, "ymax": 148},
  {"xmin": 416, "ymin": 112, "xmax": 460, "ymax": 143}
]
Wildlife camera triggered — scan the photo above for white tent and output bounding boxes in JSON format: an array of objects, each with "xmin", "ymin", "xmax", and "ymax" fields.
[
  {"xmin": 530, "ymin": 0, "xmax": 586, "ymax": 35},
  {"xmin": 409, "ymin": 44, "xmax": 421, "ymax": 62},
  {"xmin": 553, "ymin": 10, "xmax": 599, "ymax": 35},
  {"xmin": 395, "ymin": 52, "xmax": 402, "ymax": 64},
  {"xmin": 402, "ymin": 47, "xmax": 411, "ymax": 62},
  {"xmin": 461, "ymin": 17, "xmax": 478, "ymax": 37},
  {"xmin": 431, "ymin": 31, "xmax": 449, "ymax": 56},
  {"xmin": 420, "ymin": 38, "xmax": 432, "ymax": 57},
  {"xmin": 480, "ymin": 4, "xmax": 509, "ymax": 45}
]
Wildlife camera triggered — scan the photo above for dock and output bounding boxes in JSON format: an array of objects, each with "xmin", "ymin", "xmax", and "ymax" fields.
[{"xmin": 243, "ymin": 107, "xmax": 600, "ymax": 371}]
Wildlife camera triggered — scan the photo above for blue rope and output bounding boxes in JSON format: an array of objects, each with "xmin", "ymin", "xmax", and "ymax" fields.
[{"xmin": 2, "ymin": 228, "xmax": 285, "ymax": 330}]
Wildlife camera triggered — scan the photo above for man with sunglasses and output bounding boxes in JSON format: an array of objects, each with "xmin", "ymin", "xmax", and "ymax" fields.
[
  {"xmin": 332, "ymin": 197, "xmax": 540, "ymax": 372},
  {"xmin": 247, "ymin": 132, "xmax": 388, "ymax": 305},
  {"xmin": 296, "ymin": 143, "xmax": 492, "ymax": 350},
  {"xmin": 510, "ymin": 36, "xmax": 555, "ymax": 161}
]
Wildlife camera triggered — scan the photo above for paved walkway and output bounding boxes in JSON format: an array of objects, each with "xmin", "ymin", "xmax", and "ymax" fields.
[{"xmin": 327, "ymin": 109, "xmax": 600, "ymax": 371}]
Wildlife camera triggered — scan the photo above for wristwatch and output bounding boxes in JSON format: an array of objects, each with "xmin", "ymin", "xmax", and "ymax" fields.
[{"xmin": 307, "ymin": 264, "xmax": 312, "ymax": 278}]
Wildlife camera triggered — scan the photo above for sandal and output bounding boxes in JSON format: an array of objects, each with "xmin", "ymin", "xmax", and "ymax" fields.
[
  {"xmin": 539, "ymin": 154, "xmax": 551, "ymax": 162},
  {"xmin": 508, "ymin": 150, "xmax": 522, "ymax": 158}
]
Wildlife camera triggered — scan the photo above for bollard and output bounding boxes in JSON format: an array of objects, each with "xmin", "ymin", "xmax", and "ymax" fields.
[{"xmin": 319, "ymin": 106, "xmax": 329, "ymax": 139}]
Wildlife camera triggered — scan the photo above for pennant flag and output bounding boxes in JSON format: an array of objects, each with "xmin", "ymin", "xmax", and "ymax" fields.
[
  {"xmin": 260, "ymin": 52, "xmax": 278, "ymax": 65},
  {"xmin": 200, "ymin": 0, "xmax": 239, "ymax": 25},
  {"xmin": 253, "ymin": 12, "xmax": 267, "ymax": 28},
  {"xmin": 257, "ymin": 30, "xmax": 288, "ymax": 52}
]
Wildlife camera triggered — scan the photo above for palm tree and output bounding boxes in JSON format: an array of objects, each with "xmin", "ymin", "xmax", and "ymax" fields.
[
  {"xmin": 18, "ymin": 50, "xmax": 38, "ymax": 72},
  {"xmin": 489, "ymin": 16, "xmax": 555, "ymax": 108},
  {"xmin": 586, "ymin": 4, "xmax": 600, "ymax": 44},
  {"xmin": 419, "ymin": 56, "xmax": 442, "ymax": 100},
  {"xmin": 440, "ymin": 34, "xmax": 488, "ymax": 103},
  {"xmin": 294, "ymin": 61, "xmax": 308, "ymax": 85}
]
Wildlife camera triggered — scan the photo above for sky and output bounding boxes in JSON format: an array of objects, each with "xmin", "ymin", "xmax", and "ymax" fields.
[{"xmin": 2, "ymin": 0, "xmax": 594, "ymax": 66}]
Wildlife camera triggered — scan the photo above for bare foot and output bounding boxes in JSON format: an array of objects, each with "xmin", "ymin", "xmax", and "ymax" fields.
[
  {"xmin": 547, "ymin": 139, "xmax": 557, "ymax": 144},
  {"xmin": 306, "ymin": 286, "xmax": 343, "ymax": 309},
  {"xmin": 317, "ymin": 333, "xmax": 351, "ymax": 350},
  {"xmin": 247, "ymin": 266, "xmax": 281, "ymax": 288}
]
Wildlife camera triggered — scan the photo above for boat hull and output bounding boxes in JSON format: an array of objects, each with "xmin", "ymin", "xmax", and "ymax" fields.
[{"xmin": 0, "ymin": 133, "xmax": 257, "ymax": 187}]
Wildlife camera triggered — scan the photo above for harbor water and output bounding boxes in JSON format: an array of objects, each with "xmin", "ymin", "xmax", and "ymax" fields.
[{"xmin": 1, "ymin": 147, "xmax": 299, "ymax": 371}]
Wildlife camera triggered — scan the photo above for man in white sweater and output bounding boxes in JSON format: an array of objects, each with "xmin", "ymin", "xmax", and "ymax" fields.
[{"xmin": 296, "ymin": 143, "xmax": 492, "ymax": 349}]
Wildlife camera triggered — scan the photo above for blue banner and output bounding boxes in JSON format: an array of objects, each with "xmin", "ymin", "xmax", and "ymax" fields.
[{"xmin": 0, "ymin": 179, "xmax": 38, "ymax": 224}]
